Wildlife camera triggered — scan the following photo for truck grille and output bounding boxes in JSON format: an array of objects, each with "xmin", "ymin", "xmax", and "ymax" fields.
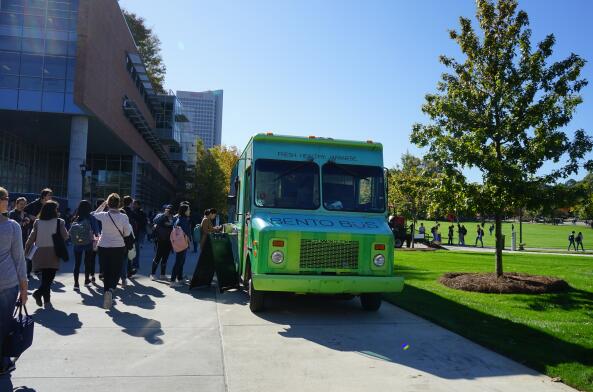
[{"xmin": 299, "ymin": 239, "xmax": 359, "ymax": 270}]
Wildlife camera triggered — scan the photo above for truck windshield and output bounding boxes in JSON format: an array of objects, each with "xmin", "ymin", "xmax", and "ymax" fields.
[
  {"xmin": 254, "ymin": 159, "xmax": 320, "ymax": 209},
  {"xmin": 322, "ymin": 162, "xmax": 385, "ymax": 212}
]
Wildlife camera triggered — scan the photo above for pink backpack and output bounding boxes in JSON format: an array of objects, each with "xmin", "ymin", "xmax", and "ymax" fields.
[{"xmin": 170, "ymin": 226, "xmax": 189, "ymax": 253}]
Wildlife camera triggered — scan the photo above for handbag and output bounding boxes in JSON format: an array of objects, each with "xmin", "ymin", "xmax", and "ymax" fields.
[
  {"xmin": 107, "ymin": 213, "xmax": 134, "ymax": 250},
  {"xmin": 3, "ymin": 301, "xmax": 34, "ymax": 358},
  {"xmin": 52, "ymin": 219, "xmax": 69, "ymax": 261}
]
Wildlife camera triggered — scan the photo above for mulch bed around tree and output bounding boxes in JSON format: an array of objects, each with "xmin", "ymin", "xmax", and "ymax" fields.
[{"xmin": 439, "ymin": 272, "xmax": 570, "ymax": 294}]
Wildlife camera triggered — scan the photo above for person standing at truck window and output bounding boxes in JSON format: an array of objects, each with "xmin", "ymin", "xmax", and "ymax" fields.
[{"xmin": 200, "ymin": 208, "xmax": 222, "ymax": 249}]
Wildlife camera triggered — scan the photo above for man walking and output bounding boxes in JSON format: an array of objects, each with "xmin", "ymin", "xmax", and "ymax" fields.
[
  {"xmin": 576, "ymin": 232, "xmax": 585, "ymax": 251},
  {"xmin": 24, "ymin": 188, "xmax": 52, "ymax": 218},
  {"xmin": 447, "ymin": 225, "xmax": 454, "ymax": 245},
  {"xmin": 475, "ymin": 225, "xmax": 484, "ymax": 247},
  {"xmin": 568, "ymin": 231, "xmax": 576, "ymax": 251}
]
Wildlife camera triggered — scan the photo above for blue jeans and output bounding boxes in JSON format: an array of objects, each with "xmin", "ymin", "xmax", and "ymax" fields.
[
  {"xmin": 170, "ymin": 250, "xmax": 187, "ymax": 282},
  {"xmin": 0, "ymin": 285, "xmax": 19, "ymax": 367}
]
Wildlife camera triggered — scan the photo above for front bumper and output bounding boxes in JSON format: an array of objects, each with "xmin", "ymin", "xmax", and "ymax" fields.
[{"xmin": 252, "ymin": 274, "xmax": 405, "ymax": 294}]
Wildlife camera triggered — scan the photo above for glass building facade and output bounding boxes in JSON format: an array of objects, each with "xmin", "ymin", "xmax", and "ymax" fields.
[{"xmin": 0, "ymin": 0, "xmax": 83, "ymax": 114}]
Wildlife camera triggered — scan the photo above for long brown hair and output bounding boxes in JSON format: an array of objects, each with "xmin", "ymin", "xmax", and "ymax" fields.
[{"xmin": 39, "ymin": 200, "xmax": 59, "ymax": 220}]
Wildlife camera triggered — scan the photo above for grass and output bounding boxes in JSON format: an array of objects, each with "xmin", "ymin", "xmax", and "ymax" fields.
[
  {"xmin": 385, "ymin": 250, "xmax": 593, "ymax": 391},
  {"xmin": 415, "ymin": 219, "xmax": 593, "ymax": 251}
]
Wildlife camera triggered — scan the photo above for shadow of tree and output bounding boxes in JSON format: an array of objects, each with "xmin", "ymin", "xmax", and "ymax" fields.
[
  {"xmin": 525, "ymin": 287, "xmax": 593, "ymax": 315},
  {"xmin": 384, "ymin": 286, "xmax": 593, "ymax": 384}
]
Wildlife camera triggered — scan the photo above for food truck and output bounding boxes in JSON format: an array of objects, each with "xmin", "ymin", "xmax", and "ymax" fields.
[{"xmin": 226, "ymin": 133, "xmax": 404, "ymax": 312}]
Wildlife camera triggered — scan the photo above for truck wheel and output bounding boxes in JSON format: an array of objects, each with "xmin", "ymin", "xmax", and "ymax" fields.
[
  {"xmin": 360, "ymin": 294, "xmax": 382, "ymax": 311},
  {"xmin": 248, "ymin": 276, "xmax": 265, "ymax": 312},
  {"xmin": 394, "ymin": 239, "xmax": 403, "ymax": 248}
]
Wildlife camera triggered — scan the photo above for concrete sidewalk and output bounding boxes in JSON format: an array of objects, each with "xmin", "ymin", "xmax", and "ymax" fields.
[{"xmin": 1, "ymin": 241, "xmax": 578, "ymax": 392}]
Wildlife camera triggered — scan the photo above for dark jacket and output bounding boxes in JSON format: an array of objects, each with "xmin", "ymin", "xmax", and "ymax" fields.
[
  {"xmin": 173, "ymin": 215, "xmax": 191, "ymax": 238},
  {"xmin": 24, "ymin": 199, "xmax": 43, "ymax": 217}
]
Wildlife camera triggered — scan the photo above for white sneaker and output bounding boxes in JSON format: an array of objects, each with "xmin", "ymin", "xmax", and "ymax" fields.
[
  {"xmin": 103, "ymin": 290, "xmax": 112, "ymax": 309},
  {"xmin": 169, "ymin": 281, "xmax": 177, "ymax": 288},
  {"xmin": 150, "ymin": 274, "xmax": 156, "ymax": 281}
]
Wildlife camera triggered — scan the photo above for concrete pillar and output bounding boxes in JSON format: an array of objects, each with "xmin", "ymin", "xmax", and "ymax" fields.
[
  {"xmin": 131, "ymin": 155, "xmax": 139, "ymax": 198},
  {"xmin": 67, "ymin": 116, "xmax": 88, "ymax": 210}
]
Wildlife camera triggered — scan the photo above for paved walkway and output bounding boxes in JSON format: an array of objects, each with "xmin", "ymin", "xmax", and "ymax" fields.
[{"xmin": 1, "ymin": 242, "xmax": 577, "ymax": 392}]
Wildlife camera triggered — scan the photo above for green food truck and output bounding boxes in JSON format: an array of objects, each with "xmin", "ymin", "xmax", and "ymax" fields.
[{"xmin": 226, "ymin": 133, "xmax": 404, "ymax": 312}]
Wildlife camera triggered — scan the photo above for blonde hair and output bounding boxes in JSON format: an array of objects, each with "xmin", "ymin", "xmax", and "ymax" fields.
[
  {"xmin": 0, "ymin": 187, "xmax": 7, "ymax": 199},
  {"xmin": 107, "ymin": 193, "xmax": 121, "ymax": 209}
]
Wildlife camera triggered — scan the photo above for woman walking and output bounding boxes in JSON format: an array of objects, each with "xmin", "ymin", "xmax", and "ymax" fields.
[
  {"xmin": 70, "ymin": 200, "xmax": 99, "ymax": 290},
  {"xmin": 25, "ymin": 200, "xmax": 69, "ymax": 307},
  {"xmin": 170, "ymin": 204, "xmax": 191, "ymax": 287},
  {"xmin": 0, "ymin": 187, "xmax": 28, "ymax": 375},
  {"xmin": 93, "ymin": 194, "xmax": 131, "ymax": 309}
]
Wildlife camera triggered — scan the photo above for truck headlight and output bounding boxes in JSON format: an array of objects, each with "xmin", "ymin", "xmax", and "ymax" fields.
[
  {"xmin": 373, "ymin": 254, "xmax": 385, "ymax": 267},
  {"xmin": 271, "ymin": 250, "xmax": 284, "ymax": 264}
]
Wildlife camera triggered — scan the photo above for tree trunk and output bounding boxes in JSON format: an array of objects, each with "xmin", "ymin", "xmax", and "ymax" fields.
[
  {"xmin": 495, "ymin": 214, "xmax": 503, "ymax": 277},
  {"xmin": 519, "ymin": 209, "xmax": 523, "ymax": 244}
]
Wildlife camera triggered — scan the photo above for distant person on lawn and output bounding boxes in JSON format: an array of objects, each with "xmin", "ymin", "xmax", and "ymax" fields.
[
  {"xmin": 567, "ymin": 231, "xmax": 576, "ymax": 251},
  {"xmin": 576, "ymin": 232, "xmax": 584, "ymax": 251}
]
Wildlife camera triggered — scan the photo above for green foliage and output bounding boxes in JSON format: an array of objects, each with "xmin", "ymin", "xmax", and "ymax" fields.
[
  {"xmin": 189, "ymin": 141, "xmax": 240, "ymax": 219},
  {"xmin": 123, "ymin": 10, "xmax": 167, "ymax": 94},
  {"xmin": 410, "ymin": 0, "xmax": 592, "ymax": 274}
]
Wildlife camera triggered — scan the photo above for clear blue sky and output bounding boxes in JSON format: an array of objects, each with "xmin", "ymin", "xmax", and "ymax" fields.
[{"xmin": 119, "ymin": 0, "xmax": 593, "ymax": 182}]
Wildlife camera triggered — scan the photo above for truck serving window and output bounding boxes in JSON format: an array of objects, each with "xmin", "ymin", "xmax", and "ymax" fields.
[
  {"xmin": 254, "ymin": 159, "xmax": 320, "ymax": 210},
  {"xmin": 322, "ymin": 163, "xmax": 386, "ymax": 212}
]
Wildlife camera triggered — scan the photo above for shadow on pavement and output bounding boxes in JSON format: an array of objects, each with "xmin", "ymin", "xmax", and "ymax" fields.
[
  {"xmin": 12, "ymin": 385, "xmax": 37, "ymax": 391},
  {"xmin": 32, "ymin": 306, "xmax": 82, "ymax": 336},
  {"xmin": 243, "ymin": 288, "xmax": 593, "ymax": 381},
  {"xmin": 106, "ymin": 306, "xmax": 164, "ymax": 345}
]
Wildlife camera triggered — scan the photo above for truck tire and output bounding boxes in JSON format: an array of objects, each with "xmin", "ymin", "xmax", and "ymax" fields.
[
  {"xmin": 360, "ymin": 294, "xmax": 382, "ymax": 311},
  {"xmin": 248, "ymin": 275, "xmax": 265, "ymax": 312},
  {"xmin": 394, "ymin": 238, "xmax": 403, "ymax": 248}
]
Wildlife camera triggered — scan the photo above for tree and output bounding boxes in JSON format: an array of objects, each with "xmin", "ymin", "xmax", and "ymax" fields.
[
  {"xmin": 122, "ymin": 10, "xmax": 167, "ymax": 94},
  {"xmin": 190, "ymin": 141, "xmax": 240, "ymax": 220},
  {"xmin": 411, "ymin": 0, "xmax": 592, "ymax": 277}
]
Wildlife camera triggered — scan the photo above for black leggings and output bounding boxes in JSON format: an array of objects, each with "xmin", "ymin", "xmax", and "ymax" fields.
[
  {"xmin": 99, "ymin": 247, "xmax": 126, "ymax": 292},
  {"xmin": 73, "ymin": 249, "xmax": 94, "ymax": 284},
  {"xmin": 35, "ymin": 268, "xmax": 57, "ymax": 302},
  {"xmin": 151, "ymin": 240, "xmax": 171, "ymax": 275}
]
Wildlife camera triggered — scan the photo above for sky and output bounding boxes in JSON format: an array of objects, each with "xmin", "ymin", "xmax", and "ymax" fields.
[{"xmin": 119, "ymin": 0, "xmax": 593, "ymax": 182}]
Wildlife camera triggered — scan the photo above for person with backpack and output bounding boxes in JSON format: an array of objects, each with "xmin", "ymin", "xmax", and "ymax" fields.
[
  {"xmin": 170, "ymin": 204, "xmax": 191, "ymax": 287},
  {"xmin": 475, "ymin": 225, "xmax": 484, "ymax": 247},
  {"xmin": 568, "ymin": 231, "xmax": 576, "ymax": 251},
  {"xmin": 70, "ymin": 200, "xmax": 99, "ymax": 290},
  {"xmin": 459, "ymin": 224, "xmax": 467, "ymax": 246},
  {"xmin": 25, "ymin": 201, "xmax": 69, "ymax": 307},
  {"xmin": 131, "ymin": 199, "xmax": 148, "ymax": 272},
  {"xmin": 576, "ymin": 232, "xmax": 585, "ymax": 251},
  {"xmin": 150, "ymin": 205, "xmax": 174, "ymax": 280}
]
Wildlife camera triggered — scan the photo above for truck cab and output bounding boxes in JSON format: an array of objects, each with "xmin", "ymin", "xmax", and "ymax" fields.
[{"xmin": 227, "ymin": 133, "xmax": 404, "ymax": 312}]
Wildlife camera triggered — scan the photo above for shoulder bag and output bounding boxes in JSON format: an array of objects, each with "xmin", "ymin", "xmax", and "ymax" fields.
[
  {"xmin": 108, "ymin": 212, "xmax": 134, "ymax": 250},
  {"xmin": 52, "ymin": 219, "xmax": 69, "ymax": 261}
]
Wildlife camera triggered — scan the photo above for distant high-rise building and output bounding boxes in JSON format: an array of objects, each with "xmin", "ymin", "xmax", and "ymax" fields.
[{"xmin": 176, "ymin": 90, "xmax": 223, "ymax": 165}]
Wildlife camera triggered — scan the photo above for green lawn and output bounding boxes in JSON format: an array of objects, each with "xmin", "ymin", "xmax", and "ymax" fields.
[
  {"xmin": 385, "ymin": 251, "xmax": 593, "ymax": 392},
  {"xmin": 415, "ymin": 220, "xmax": 593, "ymax": 250}
]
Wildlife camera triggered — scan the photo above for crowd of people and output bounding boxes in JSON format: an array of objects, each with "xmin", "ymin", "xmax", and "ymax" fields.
[{"xmin": 0, "ymin": 186, "xmax": 223, "ymax": 376}]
